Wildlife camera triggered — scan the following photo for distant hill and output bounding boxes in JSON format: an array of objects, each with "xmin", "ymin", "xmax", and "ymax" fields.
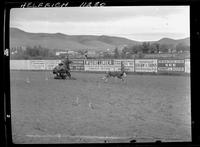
[
  {"xmin": 156, "ymin": 37, "xmax": 190, "ymax": 46},
  {"xmin": 10, "ymin": 27, "xmax": 190, "ymax": 51}
]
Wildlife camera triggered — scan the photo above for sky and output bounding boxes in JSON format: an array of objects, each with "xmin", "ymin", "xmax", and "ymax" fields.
[{"xmin": 10, "ymin": 6, "xmax": 190, "ymax": 41}]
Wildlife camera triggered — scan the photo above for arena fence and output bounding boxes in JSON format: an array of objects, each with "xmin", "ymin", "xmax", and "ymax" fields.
[{"xmin": 10, "ymin": 59, "xmax": 190, "ymax": 74}]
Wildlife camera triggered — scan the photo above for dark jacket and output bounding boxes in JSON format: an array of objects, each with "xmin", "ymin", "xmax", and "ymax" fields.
[{"xmin": 62, "ymin": 58, "xmax": 72, "ymax": 70}]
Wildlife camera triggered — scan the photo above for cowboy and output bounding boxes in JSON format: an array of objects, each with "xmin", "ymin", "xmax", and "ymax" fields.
[
  {"xmin": 62, "ymin": 57, "xmax": 72, "ymax": 71},
  {"xmin": 61, "ymin": 57, "xmax": 73, "ymax": 78}
]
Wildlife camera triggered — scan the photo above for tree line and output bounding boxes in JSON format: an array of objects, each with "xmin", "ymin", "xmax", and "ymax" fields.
[
  {"xmin": 11, "ymin": 46, "xmax": 58, "ymax": 59},
  {"xmin": 112, "ymin": 42, "xmax": 190, "ymax": 59},
  {"xmin": 10, "ymin": 42, "xmax": 189, "ymax": 60}
]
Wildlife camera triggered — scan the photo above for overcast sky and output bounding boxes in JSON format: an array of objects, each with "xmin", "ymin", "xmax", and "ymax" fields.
[{"xmin": 10, "ymin": 6, "xmax": 190, "ymax": 41}]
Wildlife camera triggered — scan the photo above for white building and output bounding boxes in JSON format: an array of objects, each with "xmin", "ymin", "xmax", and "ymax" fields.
[{"xmin": 55, "ymin": 51, "xmax": 68, "ymax": 56}]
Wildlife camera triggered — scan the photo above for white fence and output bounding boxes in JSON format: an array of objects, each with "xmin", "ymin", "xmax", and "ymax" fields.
[
  {"xmin": 10, "ymin": 59, "xmax": 190, "ymax": 74},
  {"xmin": 10, "ymin": 60, "xmax": 61, "ymax": 70}
]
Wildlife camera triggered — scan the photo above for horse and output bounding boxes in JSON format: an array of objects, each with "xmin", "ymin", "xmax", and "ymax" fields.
[{"xmin": 53, "ymin": 62, "xmax": 71, "ymax": 79}]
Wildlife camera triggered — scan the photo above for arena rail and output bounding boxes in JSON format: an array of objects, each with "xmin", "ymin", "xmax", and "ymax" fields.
[{"xmin": 9, "ymin": 59, "xmax": 190, "ymax": 74}]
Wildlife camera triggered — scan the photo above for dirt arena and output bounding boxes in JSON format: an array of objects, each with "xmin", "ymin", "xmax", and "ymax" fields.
[{"xmin": 10, "ymin": 70, "xmax": 191, "ymax": 143}]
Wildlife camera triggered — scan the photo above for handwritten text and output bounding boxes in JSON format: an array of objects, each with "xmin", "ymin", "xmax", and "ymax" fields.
[{"xmin": 20, "ymin": 1, "xmax": 106, "ymax": 8}]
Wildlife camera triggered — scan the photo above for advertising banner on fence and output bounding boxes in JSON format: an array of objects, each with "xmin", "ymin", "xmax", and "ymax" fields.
[
  {"xmin": 135, "ymin": 59, "xmax": 157, "ymax": 72},
  {"xmin": 29, "ymin": 60, "xmax": 46, "ymax": 70},
  {"xmin": 10, "ymin": 60, "xmax": 84, "ymax": 71},
  {"xmin": 157, "ymin": 59, "xmax": 185, "ymax": 73},
  {"xmin": 70, "ymin": 59, "xmax": 84, "ymax": 71},
  {"xmin": 185, "ymin": 59, "xmax": 190, "ymax": 73},
  {"xmin": 10, "ymin": 60, "xmax": 30, "ymax": 70},
  {"xmin": 84, "ymin": 59, "xmax": 114, "ymax": 71},
  {"xmin": 45, "ymin": 60, "xmax": 61, "ymax": 70},
  {"xmin": 114, "ymin": 59, "xmax": 134, "ymax": 72}
]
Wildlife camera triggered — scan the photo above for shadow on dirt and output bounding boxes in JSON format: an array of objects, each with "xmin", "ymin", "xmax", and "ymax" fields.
[{"xmin": 54, "ymin": 76, "xmax": 76, "ymax": 80}]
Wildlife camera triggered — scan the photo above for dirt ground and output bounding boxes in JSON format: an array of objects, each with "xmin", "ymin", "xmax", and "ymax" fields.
[{"xmin": 10, "ymin": 71, "xmax": 191, "ymax": 144}]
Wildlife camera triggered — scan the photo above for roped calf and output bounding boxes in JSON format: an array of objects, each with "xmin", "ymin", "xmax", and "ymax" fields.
[{"xmin": 102, "ymin": 70, "xmax": 127, "ymax": 82}]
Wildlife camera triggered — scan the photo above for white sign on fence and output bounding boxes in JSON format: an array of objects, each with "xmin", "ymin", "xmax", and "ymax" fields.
[
  {"xmin": 135, "ymin": 59, "xmax": 157, "ymax": 72},
  {"xmin": 157, "ymin": 59, "xmax": 185, "ymax": 73},
  {"xmin": 114, "ymin": 59, "xmax": 134, "ymax": 72},
  {"xmin": 84, "ymin": 59, "xmax": 114, "ymax": 71},
  {"xmin": 185, "ymin": 59, "xmax": 190, "ymax": 73},
  {"xmin": 84, "ymin": 59, "xmax": 135, "ymax": 72},
  {"xmin": 10, "ymin": 60, "xmax": 30, "ymax": 70},
  {"xmin": 45, "ymin": 60, "xmax": 61, "ymax": 70},
  {"xmin": 84, "ymin": 65, "xmax": 115, "ymax": 71},
  {"xmin": 29, "ymin": 60, "xmax": 46, "ymax": 70}
]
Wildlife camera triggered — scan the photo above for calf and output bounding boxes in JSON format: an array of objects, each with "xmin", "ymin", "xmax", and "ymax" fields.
[{"xmin": 102, "ymin": 70, "xmax": 127, "ymax": 82}]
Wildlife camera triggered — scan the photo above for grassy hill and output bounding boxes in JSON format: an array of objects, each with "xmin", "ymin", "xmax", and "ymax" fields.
[
  {"xmin": 157, "ymin": 37, "xmax": 190, "ymax": 46},
  {"xmin": 10, "ymin": 28, "xmax": 139, "ymax": 51},
  {"xmin": 10, "ymin": 27, "xmax": 190, "ymax": 51}
]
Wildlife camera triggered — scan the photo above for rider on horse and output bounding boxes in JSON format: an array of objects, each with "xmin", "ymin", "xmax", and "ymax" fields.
[
  {"xmin": 61, "ymin": 57, "xmax": 73, "ymax": 78},
  {"xmin": 61, "ymin": 57, "xmax": 72, "ymax": 71},
  {"xmin": 53, "ymin": 56, "xmax": 73, "ymax": 79}
]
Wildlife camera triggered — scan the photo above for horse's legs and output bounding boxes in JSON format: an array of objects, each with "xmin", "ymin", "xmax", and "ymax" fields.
[
  {"xmin": 102, "ymin": 74, "xmax": 108, "ymax": 82},
  {"xmin": 121, "ymin": 77, "xmax": 126, "ymax": 82},
  {"xmin": 104, "ymin": 77, "xmax": 108, "ymax": 82},
  {"xmin": 66, "ymin": 70, "xmax": 71, "ymax": 78},
  {"xmin": 68, "ymin": 72, "xmax": 71, "ymax": 78}
]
